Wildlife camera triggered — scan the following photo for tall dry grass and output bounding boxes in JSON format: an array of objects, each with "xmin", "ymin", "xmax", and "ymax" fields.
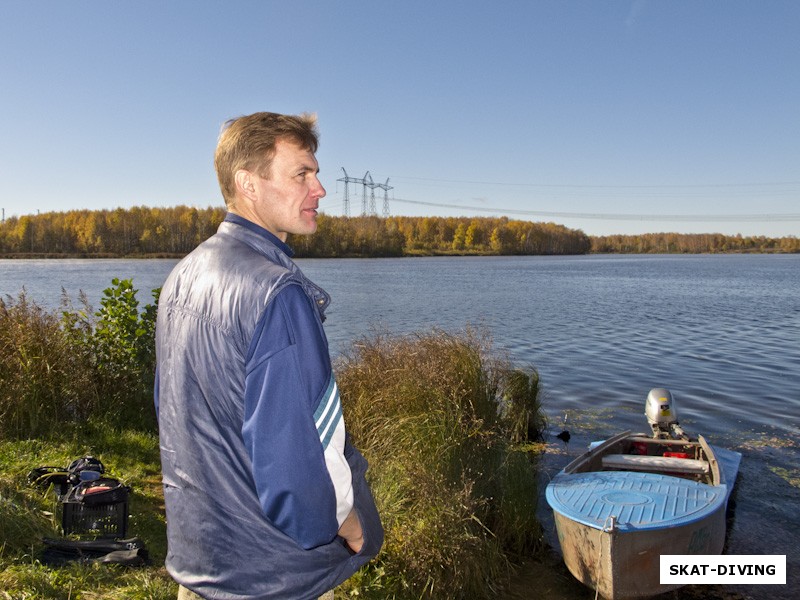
[
  {"xmin": 336, "ymin": 328, "xmax": 546, "ymax": 599},
  {"xmin": 0, "ymin": 281, "xmax": 157, "ymax": 440},
  {"xmin": 0, "ymin": 292, "xmax": 98, "ymax": 439}
]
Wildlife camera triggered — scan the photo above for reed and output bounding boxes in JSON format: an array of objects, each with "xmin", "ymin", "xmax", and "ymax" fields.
[
  {"xmin": 336, "ymin": 328, "xmax": 545, "ymax": 599},
  {"xmin": 0, "ymin": 291, "xmax": 96, "ymax": 439}
]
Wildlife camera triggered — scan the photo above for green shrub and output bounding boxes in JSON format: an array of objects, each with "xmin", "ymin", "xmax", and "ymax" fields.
[
  {"xmin": 336, "ymin": 328, "xmax": 545, "ymax": 599},
  {"xmin": 63, "ymin": 278, "xmax": 160, "ymax": 430}
]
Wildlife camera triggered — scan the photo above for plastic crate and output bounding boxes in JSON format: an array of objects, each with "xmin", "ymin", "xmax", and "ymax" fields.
[
  {"xmin": 60, "ymin": 478, "xmax": 130, "ymax": 538},
  {"xmin": 61, "ymin": 498, "xmax": 128, "ymax": 538}
]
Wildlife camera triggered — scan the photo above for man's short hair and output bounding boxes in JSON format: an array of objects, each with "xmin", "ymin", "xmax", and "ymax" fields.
[{"xmin": 214, "ymin": 112, "xmax": 319, "ymax": 206}]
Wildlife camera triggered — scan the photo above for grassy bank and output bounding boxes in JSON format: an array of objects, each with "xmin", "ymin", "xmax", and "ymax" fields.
[
  {"xmin": 0, "ymin": 429, "xmax": 174, "ymax": 599},
  {"xmin": 1, "ymin": 284, "xmax": 547, "ymax": 599}
]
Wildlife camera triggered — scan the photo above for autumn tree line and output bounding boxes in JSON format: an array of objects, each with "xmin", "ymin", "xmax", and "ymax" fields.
[
  {"xmin": 0, "ymin": 206, "xmax": 796, "ymax": 257},
  {"xmin": 0, "ymin": 206, "xmax": 591, "ymax": 257}
]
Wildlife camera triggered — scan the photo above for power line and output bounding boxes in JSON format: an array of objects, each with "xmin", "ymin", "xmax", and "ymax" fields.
[
  {"xmin": 390, "ymin": 176, "xmax": 800, "ymax": 190},
  {"xmin": 388, "ymin": 197, "xmax": 800, "ymax": 222}
]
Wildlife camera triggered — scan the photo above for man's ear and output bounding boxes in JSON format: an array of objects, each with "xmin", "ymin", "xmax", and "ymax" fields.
[{"xmin": 234, "ymin": 170, "xmax": 257, "ymax": 199}]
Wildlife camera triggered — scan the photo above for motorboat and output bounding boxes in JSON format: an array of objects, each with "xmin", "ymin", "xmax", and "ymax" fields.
[{"xmin": 545, "ymin": 388, "xmax": 741, "ymax": 599}]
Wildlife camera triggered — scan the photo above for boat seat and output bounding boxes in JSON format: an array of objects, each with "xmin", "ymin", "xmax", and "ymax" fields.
[{"xmin": 601, "ymin": 453, "xmax": 709, "ymax": 475}]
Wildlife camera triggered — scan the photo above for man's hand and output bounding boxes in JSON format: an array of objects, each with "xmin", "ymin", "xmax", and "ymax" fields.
[{"xmin": 338, "ymin": 508, "xmax": 363, "ymax": 553}]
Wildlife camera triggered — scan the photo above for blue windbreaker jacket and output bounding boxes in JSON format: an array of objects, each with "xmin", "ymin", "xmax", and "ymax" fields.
[{"xmin": 155, "ymin": 214, "xmax": 383, "ymax": 599}]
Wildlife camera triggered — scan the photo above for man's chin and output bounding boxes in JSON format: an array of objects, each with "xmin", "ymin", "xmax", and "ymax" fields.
[{"xmin": 296, "ymin": 218, "xmax": 318, "ymax": 236}]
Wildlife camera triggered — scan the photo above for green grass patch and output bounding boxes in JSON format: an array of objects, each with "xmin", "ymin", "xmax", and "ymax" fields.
[{"xmin": 0, "ymin": 428, "xmax": 175, "ymax": 599}]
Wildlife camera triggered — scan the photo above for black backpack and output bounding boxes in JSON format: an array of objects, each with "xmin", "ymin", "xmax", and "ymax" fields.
[{"xmin": 27, "ymin": 455, "xmax": 106, "ymax": 499}]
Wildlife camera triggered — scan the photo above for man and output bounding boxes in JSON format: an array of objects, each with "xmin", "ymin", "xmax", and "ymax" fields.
[{"xmin": 155, "ymin": 112, "xmax": 383, "ymax": 599}]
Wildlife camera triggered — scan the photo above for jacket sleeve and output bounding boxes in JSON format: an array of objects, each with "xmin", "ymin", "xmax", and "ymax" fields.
[{"xmin": 241, "ymin": 283, "xmax": 354, "ymax": 550}]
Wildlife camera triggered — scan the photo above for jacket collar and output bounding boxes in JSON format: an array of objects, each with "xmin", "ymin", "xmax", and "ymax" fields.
[
  {"xmin": 224, "ymin": 213, "xmax": 294, "ymax": 257},
  {"xmin": 221, "ymin": 212, "xmax": 330, "ymax": 321}
]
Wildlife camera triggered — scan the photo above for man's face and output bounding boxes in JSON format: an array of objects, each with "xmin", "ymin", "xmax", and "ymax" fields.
[{"xmin": 250, "ymin": 139, "xmax": 325, "ymax": 241}]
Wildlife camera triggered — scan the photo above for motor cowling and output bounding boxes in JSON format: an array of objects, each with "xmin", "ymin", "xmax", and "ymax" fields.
[{"xmin": 645, "ymin": 388, "xmax": 684, "ymax": 438}]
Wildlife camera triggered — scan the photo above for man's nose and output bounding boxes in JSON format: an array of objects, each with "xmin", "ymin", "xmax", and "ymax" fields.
[{"xmin": 314, "ymin": 178, "xmax": 326, "ymax": 199}]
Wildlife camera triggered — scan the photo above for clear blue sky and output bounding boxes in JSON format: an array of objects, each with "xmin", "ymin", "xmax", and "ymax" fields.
[{"xmin": 1, "ymin": 1, "xmax": 798, "ymax": 237}]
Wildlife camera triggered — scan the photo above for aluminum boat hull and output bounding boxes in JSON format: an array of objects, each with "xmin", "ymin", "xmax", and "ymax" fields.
[{"xmin": 546, "ymin": 431, "xmax": 741, "ymax": 599}]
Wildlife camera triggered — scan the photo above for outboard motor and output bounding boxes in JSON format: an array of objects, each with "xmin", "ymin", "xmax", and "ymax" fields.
[{"xmin": 645, "ymin": 388, "xmax": 686, "ymax": 439}]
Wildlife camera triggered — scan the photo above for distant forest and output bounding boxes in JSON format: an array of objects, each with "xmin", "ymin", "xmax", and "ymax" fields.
[
  {"xmin": 592, "ymin": 232, "xmax": 799, "ymax": 254},
  {"xmin": 0, "ymin": 206, "xmax": 797, "ymax": 257}
]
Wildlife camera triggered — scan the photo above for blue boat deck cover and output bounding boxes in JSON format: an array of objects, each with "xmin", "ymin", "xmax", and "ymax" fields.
[{"xmin": 546, "ymin": 471, "xmax": 727, "ymax": 532}]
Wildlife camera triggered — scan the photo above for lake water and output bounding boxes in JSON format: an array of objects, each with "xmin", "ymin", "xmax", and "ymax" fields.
[{"xmin": 2, "ymin": 254, "xmax": 798, "ymax": 599}]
